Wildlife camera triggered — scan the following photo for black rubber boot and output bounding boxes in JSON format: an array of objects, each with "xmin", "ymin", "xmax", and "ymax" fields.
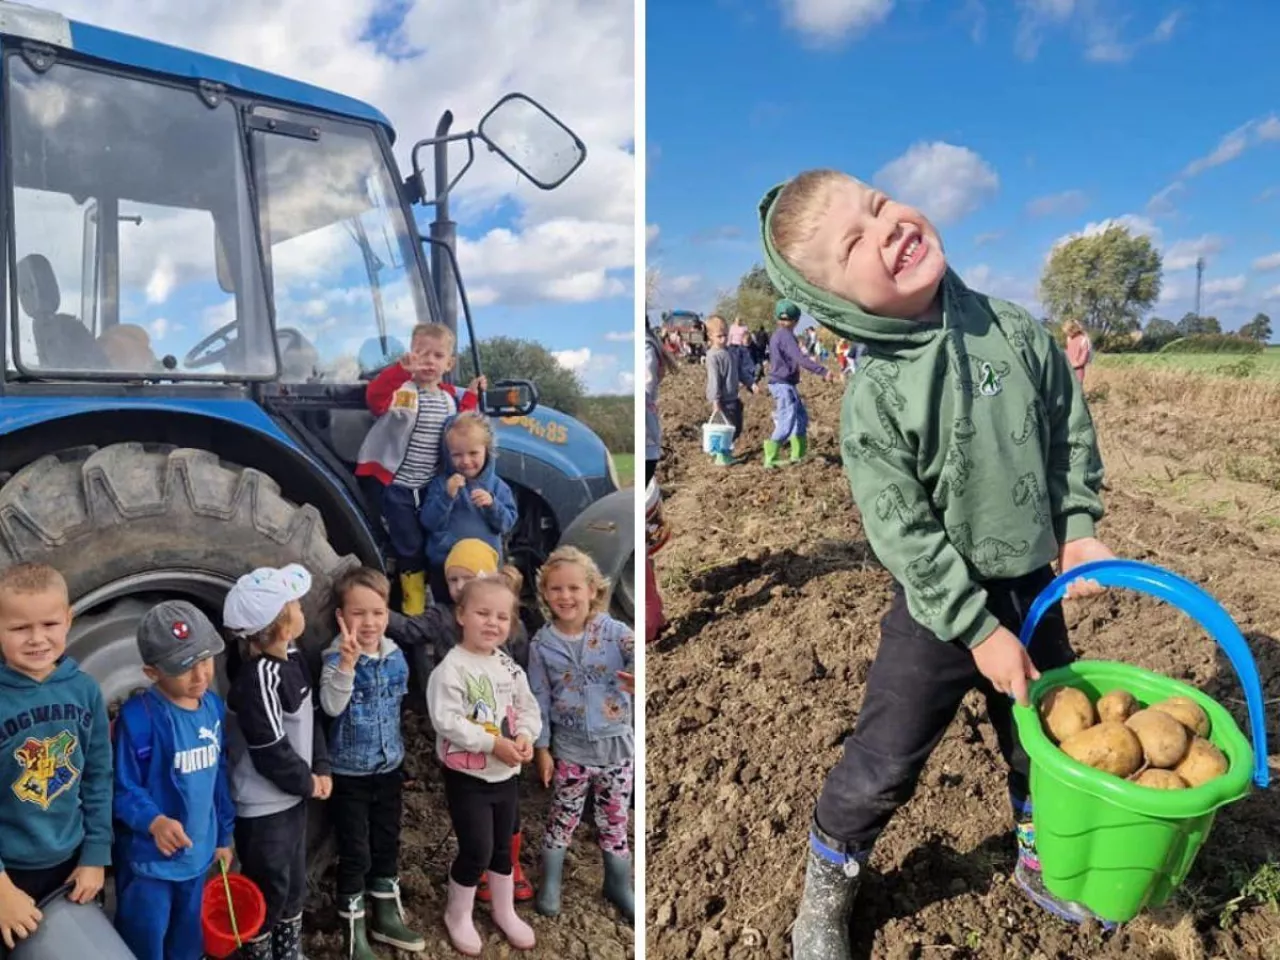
[{"xmin": 791, "ymin": 823, "xmax": 866, "ymax": 960}]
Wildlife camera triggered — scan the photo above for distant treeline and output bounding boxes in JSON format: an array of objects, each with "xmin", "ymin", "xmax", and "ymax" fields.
[{"xmin": 577, "ymin": 395, "xmax": 634, "ymax": 454}]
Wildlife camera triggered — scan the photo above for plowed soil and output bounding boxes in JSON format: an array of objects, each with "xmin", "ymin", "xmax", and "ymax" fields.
[{"xmin": 646, "ymin": 361, "xmax": 1280, "ymax": 960}]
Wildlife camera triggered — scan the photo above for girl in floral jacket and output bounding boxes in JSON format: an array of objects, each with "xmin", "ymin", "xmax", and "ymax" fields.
[{"xmin": 526, "ymin": 547, "xmax": 635, "ymax": 925}]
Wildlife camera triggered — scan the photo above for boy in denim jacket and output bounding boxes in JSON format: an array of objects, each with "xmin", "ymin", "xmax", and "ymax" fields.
[
  {"xmin": 319, "ymin": 568, "xmax": 423, "ymax": 958},
  {"xmin": 112, "ymin": 601, "xmax": 235, "ymax": 960}
]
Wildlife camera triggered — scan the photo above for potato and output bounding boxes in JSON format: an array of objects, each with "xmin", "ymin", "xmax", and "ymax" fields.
[
  {"xmin": 1060, "ymin": 722, "xmax": 1144, "ymax": 778},
  {"xmin": 1150, "ymin": 696, "xmax": 1210, "ymax": 738},
  {"xmin": 1097, "ymin": 689, "xmax": 1139, "ymax": 724},
  {"xmin": 1131, "ymin": 769, "xmax": 1188, "ymax": 790},
  {"xmin": 1039, "ymin": 686, "xmax": 1097, "ymax": 743},
  {"xmin": 1175, "ymin": 737, "xmax": 1229, "ymax": 787},
  {"xmin": 1124, "ymin": 709, "xmax": 1190, "ymax": 768}
]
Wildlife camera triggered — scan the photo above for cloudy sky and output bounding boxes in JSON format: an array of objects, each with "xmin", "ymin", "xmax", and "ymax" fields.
[
  {"xmin": 44, "ymin": 0, "xmax": 636, "ymax": 393},
  {"xmin": 647, "ymin": 0, "xmax": 1280, "ymax": 339}
]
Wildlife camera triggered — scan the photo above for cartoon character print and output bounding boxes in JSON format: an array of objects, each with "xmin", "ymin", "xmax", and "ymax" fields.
[
  {"xmin": 443, "ymin": 672, "xmax": 506, "ymax": 772},
  {"xmin": 12, "ymin": 731, "xmax": 80, "ymax": 810}
]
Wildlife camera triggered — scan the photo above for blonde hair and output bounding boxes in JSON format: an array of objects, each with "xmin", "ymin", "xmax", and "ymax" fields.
[
  {"xmin": 0, "ymin": 563, "xmax": 68, "ymax": 612},
  {"xmin": 769, "ymin": 169, "xmax": 863, "ymax": 283},
  {"xmin": 335, "ymin": 567, "xmax": 391, "ymax": 605},
  {"xmin": 536, "ymin": 546, "xmax": 610, "ymax": 621},
  {"xmin": 705, "ymin": 315, "xmax": 727, "ymax": 338},
  {"xmin": 410, "ymin": 322, "xmax": 456, "ymax": 350},
  {"xmin": 1062, "ymin": 320, "xmax": 1084, "ymax": 337},
  {"xmin": 456, "ymin": 573, "xmax": 519, "ymax": 615},
  {"xmin": 446, "ymin": 411, "xmax": 494, "ymax": 449}
]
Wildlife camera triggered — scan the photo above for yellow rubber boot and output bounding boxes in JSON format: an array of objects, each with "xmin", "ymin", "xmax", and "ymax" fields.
[{"xmin": 399, "ymin": 571, "xmax": 427, "ymax": 616}]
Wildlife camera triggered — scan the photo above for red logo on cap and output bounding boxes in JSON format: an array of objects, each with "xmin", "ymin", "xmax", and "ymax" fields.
[{"xmin": 171, "ymin": 621, "xmax": 190, "ymax": 640}]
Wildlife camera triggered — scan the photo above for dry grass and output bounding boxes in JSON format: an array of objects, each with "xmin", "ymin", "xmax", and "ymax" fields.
[{"xmin": 1089, "ymin": 366, "xmax": 1280, "ymax": 421}]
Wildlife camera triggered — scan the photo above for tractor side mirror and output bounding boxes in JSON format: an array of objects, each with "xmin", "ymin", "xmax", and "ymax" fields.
[
  {"xmin": 476, "ymin": 93, "xmax": 586, "ymax": 191},
  {"xmin": 482, "ymin": 379, "xmax": 538, "ymax": 418}
]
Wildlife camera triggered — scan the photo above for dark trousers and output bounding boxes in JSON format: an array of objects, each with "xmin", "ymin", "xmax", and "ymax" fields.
[
  {"xmin": 443, "ymin": 769, "xmax": 518, "ymax": 887},
  {"xmin": 721, "ymin": 398, "xmax": 744, "ymax": 444},
  {"xmin": 645, "ymin": 458, "xmax": 658, "ymax": 485},
  {"xmin": 428, "ymin": 564, "xmax": 451, "ymax": 605},
  {"xmin": 331, "ymin": 769, "xmax": 404, "ymax": 896},
  {"xmin": 815, "ymin": 565, "xmax": 1073, "ymax": 849},
  {"xmin": 235, "ymin": 802, "xmax": 308, "ymax": 933},
  {"xmin": 382, "ymin": 483, "xmax": 425, "ymax": 573}
]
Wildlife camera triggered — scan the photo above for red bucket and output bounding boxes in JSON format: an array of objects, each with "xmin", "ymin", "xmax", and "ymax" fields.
[{"xmin": 201, "ymin": 872, "xmax": 266, "ymax": 958}]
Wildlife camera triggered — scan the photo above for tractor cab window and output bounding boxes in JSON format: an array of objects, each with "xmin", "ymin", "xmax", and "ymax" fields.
[
  {"xmin": 250, "ymin": 107, "xmax": 433, "ymax": 385},
  {"xmin": 4, "ymin": 55, "xmax": 274, "ymax": 379}
]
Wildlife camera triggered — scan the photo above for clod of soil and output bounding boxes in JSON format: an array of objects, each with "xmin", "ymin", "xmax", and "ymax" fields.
[{"xmin": 647, "ymin": 362, "xmax": 1280, "ymax": 959}]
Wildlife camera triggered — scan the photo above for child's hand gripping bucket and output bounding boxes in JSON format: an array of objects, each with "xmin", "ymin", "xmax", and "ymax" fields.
[
  {"xmin": 701, "ymin": 411, "xmax": 734, "ymax": 455},
  {"xmin": 1013, "ymin": 559, "xmax": 1270, "ymax": 923},
  {"xmin": 201, "ymin": 864, "xmax": 266, "ymax": 959},
  {"xmin": 9, "ymin": 885, "xmax": 136, "ymax": 960}
]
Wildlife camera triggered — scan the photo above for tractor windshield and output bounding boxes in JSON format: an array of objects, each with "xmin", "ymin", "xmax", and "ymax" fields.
[
  {"xmin": 249, "ymin": 106, "xmax": 434, "ymax": 384},
  {"xmin": 4, "ymin": 54, "xmax": 274, "ymax": 379}
]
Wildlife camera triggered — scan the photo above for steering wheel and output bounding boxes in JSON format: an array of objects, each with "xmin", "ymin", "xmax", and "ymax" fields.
[{"xmin": 184, "ymin": 320, "xmax": 239, "ymax": 369}]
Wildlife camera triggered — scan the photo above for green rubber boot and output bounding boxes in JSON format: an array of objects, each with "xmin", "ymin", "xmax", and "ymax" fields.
[
  {"xmin": 367, "ymin": 876, "xmax": 426, "ymax": 952},
  {"xmin": 535, "ymin": 845, "xmax": 567, "ymax": 917},
  {"xmin": 601, "ymin": 851, "xmax": 634, "ymax": 924},
  {"xmin": 714, "ymin": 451, "xmax": 742, "ymax": 467},
  {"xmin": 338, "ymin": 894, "xmax": 379, "ymax": 960},
  {"xmin": 762, "ymin": 439, "xmax": 782, "ymax": 469},
  {"xmin": 789, "ymin": 435, "xmax": 808, "ymax": 464}
]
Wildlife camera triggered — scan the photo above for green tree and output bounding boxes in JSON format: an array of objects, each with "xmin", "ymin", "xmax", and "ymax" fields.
[
  {"xmin": 1239, "ymin": 312, "xmax": 1273, "ymax": 342},
  {"xmin": 458, "ymin": 336, "xmax": 586, "ymax": 415},
  {"xmin": 713, "ymin": 263, "xmax": 783, "ymax": 332},
  {"xmin": 1143, "ymin": 316, "xmax": 1178, "ymax": 344},
  {"xmin": 1038, "ymin": 226, "xmax": 1162, "ymax": 336},
  {"xmin": 1177, "ymin": 312, "xmax": 1221, "ymax": 336}
]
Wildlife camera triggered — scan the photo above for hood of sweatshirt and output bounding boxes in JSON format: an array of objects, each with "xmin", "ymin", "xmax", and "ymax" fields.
[
  {"xmin": 437, "ymin": 414, "xmax": 499, "ymax": 486},
  {"xmin": 0, "ymin": 655, "xmax": 83, "ymax": 691}
]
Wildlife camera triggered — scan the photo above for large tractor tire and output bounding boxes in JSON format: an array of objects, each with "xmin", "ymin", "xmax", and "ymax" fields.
[
  {"xmin": 0, "ymin": 442, "xmax": 358, "ymax": 876},
  {"xmin": 555, "ymin": 487, "xmax": 635, "ymax": 627}
]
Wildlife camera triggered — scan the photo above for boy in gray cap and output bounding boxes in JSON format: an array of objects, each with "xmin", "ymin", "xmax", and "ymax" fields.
[
  {"xmin": 766, "ymin": 298, "xmax": 834, "ymax": 468},
  {"xmin": 112, "ymin": 600, "xmax": 235, "ymax": 960}
]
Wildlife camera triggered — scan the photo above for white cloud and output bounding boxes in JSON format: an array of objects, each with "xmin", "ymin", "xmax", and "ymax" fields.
[
  {"xmin": 1015, "ymin": 0, "xmax": 1181, "ymax": 63},
  {"xmin": 780, "ymin": 0, "xmax": 894, "ymax": 44},
  {"xmin": 873, "ymin": 142, "xmax": 999, "ymax": 225},
  {"xmin": 959, "ymin": 263, "xmax": 1039, "ymax": 311},
  {"xmin": 1203, "ymin": 275, "xmax": 1246, "ymax": 296},
  {"xmin": 51, "ymin": 0, "xmax": 634, "ymax": 310},
  {"xmin": 1164, "ymin": 235, "xmax": 1225, "ymax": 271},
  {"xmin": 1182, "ymin": 114, "xmax": 1280, "ymax": 178},
  {"xmin": 1026, "ymin": 189, "xmax": 1088, "ymax": 218},
  {"xmin": 1252, "ymin": 252, "xmax": 1280, "ymax": 273},
  {"xmin": 552, "ymin": 347, "xmax": 592, "ymax": 372},
  {"xmin": 1056, "ymin": 214, "xmax": 1160, "ymax": 250},
  {"xmin": 552, "ymin": 346, "xmax": 630, "ymax": 394},
  {"xmin": 1146, "ymin": 182, "xmax": 1183, "ymax": 218},
  {"xmin": 603, "ymin": 330, "xmax": 634, "ymax": 342},
  {"xmin": 667, "ymin": 274, "xmax": 701, "ymax": 295},
  {"xmin": 1264, "ymin": 285, "xmax": 1280, "ymax": 302}
]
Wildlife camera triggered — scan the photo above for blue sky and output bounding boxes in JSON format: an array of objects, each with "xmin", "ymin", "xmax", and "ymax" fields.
[
  {"xmin": 36, "ymin": 1, "xmax": 636, "ymax": 395},
  {"xmin": 646, "ymin": 0, "xmax": 1280, "ymax": 339}
]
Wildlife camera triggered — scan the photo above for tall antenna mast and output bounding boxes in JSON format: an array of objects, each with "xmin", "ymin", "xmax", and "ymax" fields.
[{"xmin": 1195, "ymin": 256, "xmax": 1204, "ymax": 318}]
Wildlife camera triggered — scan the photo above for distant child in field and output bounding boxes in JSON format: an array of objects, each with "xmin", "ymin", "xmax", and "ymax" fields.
[
  {"xmin": 319, "ymin": 568, "xmax": 424, "ymax": 958},
  {"xmin": 766, "ymin": 299, "xmax": 834, "ymax": 469},
  {"xmin": 222, "ymin": 565, "xmax": 331, "ymax": 960},
  {"xmin": 419, "ymin": 412, "xmax": 519, "ymax": 606},
  {"xmin": 357, "ymin": 322, "xmax": 485, "ymax": 616},
  {"xmin": 112, "ymin": 601, "xmax": 235, "ymax": 960},
  {"xmin": 759, "ymin": 169, "xmax": 1114, "ymax": 958},
  {"xmin": 0, "ymin": 564, "xmax": 110, "ymax": 953},
  {"xmin": 1062, "ymin": 319, "xmax": 1093, "ymax": 386},
  {"xmin": 527, "ymin": 547, "xmax": 635, "ymax": 925},
  {"xmin": 704, "ymin": 315, "xmax": 757, "ymax": 467},
  {"xmin": 427, "ymin": 576, "xmax": 541, "ymax": 955}
]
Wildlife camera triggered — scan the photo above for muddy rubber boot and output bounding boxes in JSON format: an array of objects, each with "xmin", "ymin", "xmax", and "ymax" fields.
[
  {"xmin": 1011, "ymin": 800, "xmax": 1113, "ymax": 928},
  {"xmin": 713, "ymin": 451, "xmax": 739, "ymax": 467},
  {"xmin": 399, "ymin": 570, "xmax": 427, "ymax": 616},
  {"xmin": 368, "ymin": 876, "xmax": 425, "ymax": 952},
  {"xmin": 792, "ymin": 824, "xmax": 865, "ymax": 960},
  {"xmin": 338, "ymin": 893, "xmax": 379, "ymax": 960},
  {"xmin": 535, "ymin": 845, "xmax": 566, "ymax": 917},
  {"xmin": 489, "ymin": 872, "xmax": 536, "ymax": 949},
  {"xmin": 601, "ymin": 851, "xmax": 634, "ymax": 924},
  {"xmin": 763, "ymin": 439, "xmax": 782, "ymax": 469},
  {"xmin": 511, "ymin": 832, "xmax": 535, "ymax": 902},
  {"xmin": 271, "ymin": 914, "xmax": 304, "ymax": 960},
  {"xmin": 238, "ymin": 934, "xmax": 274, "ymax": 960},
  {"xmin": 444, "ymin": 879, "xmax": 482, "ymax": 957},
  {"xmin": 789, "ymin": 435, "xmax": 808, "ymax": 464}
]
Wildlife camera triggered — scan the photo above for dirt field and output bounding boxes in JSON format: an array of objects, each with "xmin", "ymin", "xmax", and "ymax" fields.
[
  {"xmin": 646, "ymin": 360, "xmax": 1280, "ymax": 960},
  {"xmin": 303, "ymin": 709, "xmax": 634, "ymax": 959}
]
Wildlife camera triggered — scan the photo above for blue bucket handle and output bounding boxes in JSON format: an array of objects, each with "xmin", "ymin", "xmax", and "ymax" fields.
[{"xmin": 1019, "ymin": 558, "xmax": 1269, "ymax": 789}]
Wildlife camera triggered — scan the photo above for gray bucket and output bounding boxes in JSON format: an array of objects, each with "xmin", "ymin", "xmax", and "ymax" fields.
[{"xmin": 9, "ymin": 885, "xmax": 137, "ymax": 960}]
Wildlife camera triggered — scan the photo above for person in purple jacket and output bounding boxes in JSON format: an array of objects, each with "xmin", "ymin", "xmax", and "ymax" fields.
[{"xmin": 765, "ymin": 299, "xmax": 834, "ymax": 468}]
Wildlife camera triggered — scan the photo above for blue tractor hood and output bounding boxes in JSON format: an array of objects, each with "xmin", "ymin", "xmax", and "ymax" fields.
[{"xmin": 492, "ymin": 403, "xmax": 612, "ymax": 482}]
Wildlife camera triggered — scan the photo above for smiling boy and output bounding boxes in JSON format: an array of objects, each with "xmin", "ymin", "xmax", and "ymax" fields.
[{"xmin": 759, "ymin": 170, "xmax": 1115, "ymax": 956}]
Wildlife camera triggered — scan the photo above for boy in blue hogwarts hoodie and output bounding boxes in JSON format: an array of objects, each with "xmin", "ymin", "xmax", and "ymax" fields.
[
  {"xmin": 419, "ymin": 412, "xmax": 518, "ymax": 605},
  {"xmin": 0, "ymin": 563, "xmax": 110, "ymax": 952},
  {"xmin": 112, "ymin": 600, "xmax": 235, "ymax": 960}
]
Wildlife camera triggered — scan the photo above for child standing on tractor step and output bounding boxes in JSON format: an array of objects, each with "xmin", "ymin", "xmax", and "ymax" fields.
[
  {"xmin": 527, "ymin": 547, "xmax": 635, "ymax": 925},
  {"xmin": 766, "ymin": 299, "xmax": 834, "ymax": 468},
  {"xmin": 427, "ymin": 575, "xmax": 541, "ymax": 956},
  {"xmin": 0, "ymin": 564, "xmax": 110, "ymax": 954},
  {"xmin": 222, "ymin": 565, "xmax": 332, "ymax": 960},
  {"xmin": 759, "ymin": 169, "xmax": 1115, "ymax": 959},
  {"xmin": 112, "ymin": 600, "xmax": 235, "ymax": 960},
  {"xmin": 704, "ymin": 315, "xmax": 757, "ymax": 467},
  {"xmin": 319, "ymin": 568, "xmax": 425, "ymax": 958},
  {"xmin": 419, "ymin": 412, "xmax": 519, "ymax": 606},
  {"xmin": 356, "ymin": 322, "xmax": 485, "ymax": 616}
]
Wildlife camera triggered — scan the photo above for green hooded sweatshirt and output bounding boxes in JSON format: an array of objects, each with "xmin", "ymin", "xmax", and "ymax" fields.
[{"xmin": 759, "ymin": 184, "xmax": 1104, "ymax": 648}]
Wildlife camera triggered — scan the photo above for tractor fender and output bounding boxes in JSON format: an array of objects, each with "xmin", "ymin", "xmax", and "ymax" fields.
[{"xmin": 555, "ymin": 487, "xmax": 635, "ymax": 623}]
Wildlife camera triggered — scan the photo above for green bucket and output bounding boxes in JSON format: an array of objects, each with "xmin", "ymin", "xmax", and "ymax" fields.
[{"xmin": 1012, "ymin": 560, "xmax": 1270, "ymax": 924}]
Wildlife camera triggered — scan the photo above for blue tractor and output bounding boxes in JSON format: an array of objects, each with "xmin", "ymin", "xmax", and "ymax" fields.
[{"xmin": 0, "ymin": 4, "xmax": 635, "ymax": 715}]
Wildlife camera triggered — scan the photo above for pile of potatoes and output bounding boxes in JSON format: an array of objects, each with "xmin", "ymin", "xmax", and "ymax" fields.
[{"xmin": 1038, "ymin": 687, "xmax": 1229, "ymax": 789}]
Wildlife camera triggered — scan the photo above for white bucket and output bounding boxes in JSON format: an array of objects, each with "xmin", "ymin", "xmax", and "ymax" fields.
[{"xmin": 701, "ymin": 412, "xmax": 734, "ymax": 454}]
